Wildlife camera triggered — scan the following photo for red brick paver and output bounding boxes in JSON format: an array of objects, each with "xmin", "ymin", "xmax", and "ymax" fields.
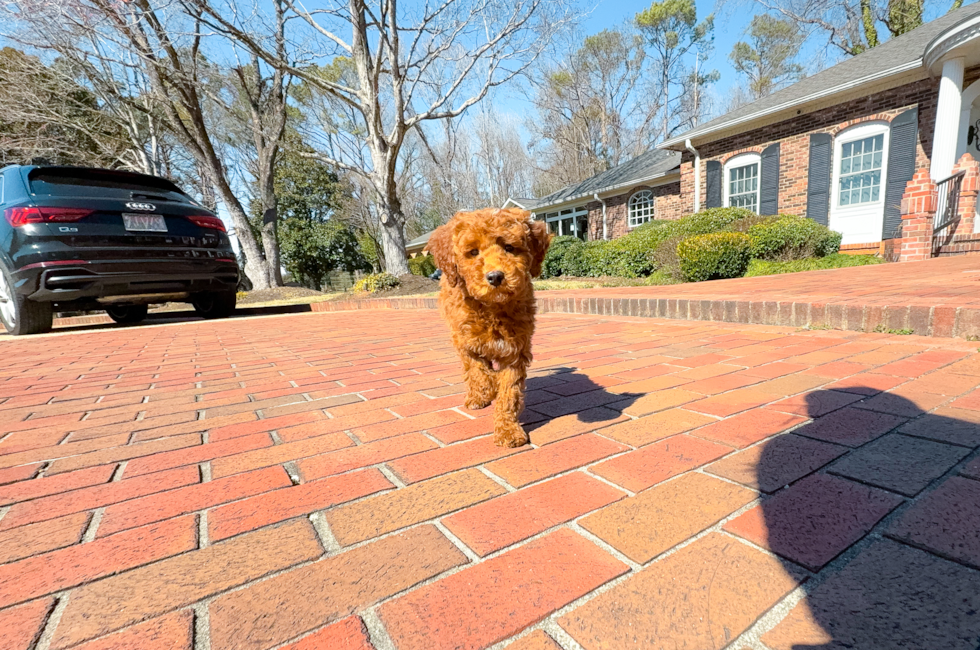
[
  {"xmin": 1, "ymin": 308, "xmax": 979, "ymax": 649},
  {"xmin": 378, "ymin": 529, "xmax": 628, "ymax": 650}
]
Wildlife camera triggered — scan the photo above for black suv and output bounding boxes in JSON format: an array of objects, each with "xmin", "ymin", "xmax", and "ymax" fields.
[{"xmin": 0, "ymin": 165, "xmax": 240, "ymax": 335}]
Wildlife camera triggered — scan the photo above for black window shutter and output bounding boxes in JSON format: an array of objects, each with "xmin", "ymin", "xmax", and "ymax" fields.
[
  {"xmin": 883, "ymin": 107, "xmax": 919, "ymax": 240},
  {"xmin": 705, "ymin": 160, "xmax": 722, "ymax": 209},
  {"xmin": 760, "ymin": 143, "xmax": 780, "ymax": 215},
  {"xmin": 806, "ymin": 134, "xmax": 833, "ymax": 226}
]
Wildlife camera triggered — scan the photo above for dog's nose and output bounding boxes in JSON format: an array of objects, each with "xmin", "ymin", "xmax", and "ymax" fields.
[{"xmin": 486, "ymin": 271, "xmax": 504, "ymax": 287}]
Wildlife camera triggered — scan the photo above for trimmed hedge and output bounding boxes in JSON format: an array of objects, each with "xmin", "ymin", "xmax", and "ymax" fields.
[
  {"xmin": 352, "ymin": 272, "xmax": 400, "ymax": 293},
  {"xmin": 541, "ymin": 236, "xmax": 587, "ymax": 278},
  {"xmin": 746, "ymin": 215, "xmax": 842, "ymax": 260},
  {"xmin": 677, "ymin": 232, "xmax": 752, "ymax": 282},
  {"xmin": 581, "ymin": 238, "xmax": 654, "ymax": 278},
  {"xmin": 538, "ymin": 207, "xmax": 845, "ymax": 283},
  {"xmin": 408, "ymin": 254, "xmax": 437, "ymax": 277}
]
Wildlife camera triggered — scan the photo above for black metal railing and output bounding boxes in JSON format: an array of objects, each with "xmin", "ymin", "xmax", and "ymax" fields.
[{"xmin": 933, "ymin": 170, "xmax": 965, "ymax": 255}]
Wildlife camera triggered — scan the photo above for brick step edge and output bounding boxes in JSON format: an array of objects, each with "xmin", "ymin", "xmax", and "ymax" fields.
[{"xmin": 312, "ymin": 296, "xmax": 980, "ymax": 339}]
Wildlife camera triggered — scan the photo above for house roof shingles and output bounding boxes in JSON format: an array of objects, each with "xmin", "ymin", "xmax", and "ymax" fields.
[
  {"xmin": 662, "ymin": 2, "xmax": 980, "ymax": 149},
  {"xmin": 530, "ymin": 149, "xmax": 681, "ymax": 211}
]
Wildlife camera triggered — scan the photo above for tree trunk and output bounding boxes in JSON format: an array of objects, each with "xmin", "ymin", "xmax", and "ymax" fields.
[
  {"xmin": 379, "ymin": 211, "xmax": 409, "ymax": 276},
  {"xmin": 260, "ymin": 207, "xmax": 283, "ymax": 287},
  {"xmin": 214, "ymin": 177, "xmax": 271, "ymax": 290},
  {"xmin": 259, "ymin": 168, "xmax": 283, "ymax": 286}
]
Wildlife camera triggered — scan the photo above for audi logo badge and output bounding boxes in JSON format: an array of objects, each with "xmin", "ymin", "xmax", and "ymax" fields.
[{"xmin": 125, "ymin": 202, "xmax": 157, "ymax": 212}]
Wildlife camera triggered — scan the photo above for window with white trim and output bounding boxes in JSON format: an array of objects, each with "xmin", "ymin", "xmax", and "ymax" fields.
[
  {"xmin": 829, "ymin": 121, "xmax": 890, "ymax": 245},
  {"xmin": 543, "ymin": 206, "xmax": 588, "ymax": 241},
  {"xmin": 723, "ymin": 153, "xmax": 760, "ymax": 212},
  {"xmin": 628, "ymin": 190, "xmax": 654, "ymax": 227},
  {"xmin": 837, "ymin": 133, "xmax": 885, "ymax": 206}
]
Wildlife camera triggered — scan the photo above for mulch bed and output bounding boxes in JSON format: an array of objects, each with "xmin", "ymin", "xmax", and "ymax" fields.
[
  {"xmin": 237, "ymin": 286, "xmax": 325, "ymax": 305},
  {"xmin": 331, "ymin": 273, "xmax": 439, "ymax": 300}
]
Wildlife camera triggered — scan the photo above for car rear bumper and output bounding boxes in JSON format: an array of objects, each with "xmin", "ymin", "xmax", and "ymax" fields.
[{"xmin": 13, "ymin": 259, "xmax": 240, "ymax": 303}]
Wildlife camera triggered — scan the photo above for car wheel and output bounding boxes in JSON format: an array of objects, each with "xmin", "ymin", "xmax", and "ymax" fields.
[
  {"xmin": 0, "ymin": 264, "xmax": 53, "ymax": 335},
  {"xmin": 192, "ymin": 291, "xmax": 236, "ymax": 319},
  {"xmin": 105, "ymin": 304, "xmax": 149, "ymax": 324}
]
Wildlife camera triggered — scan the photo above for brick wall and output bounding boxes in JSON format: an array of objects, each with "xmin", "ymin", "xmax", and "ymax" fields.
[
  {"xmin": 898, "ymin": 168, "xmax": 937, "ymax": 262},
  {"xmin": 678, "ymin": 77, "xmax": 944, "ymax": 220},
  {"xmin": 585, "ymin": 181, "xmax": 682, "ymax": 240}
]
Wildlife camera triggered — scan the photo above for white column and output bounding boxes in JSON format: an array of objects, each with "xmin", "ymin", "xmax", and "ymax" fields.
[{"xmin": 932, "ymin": 56, "xmax": 965, "ymax": 180}]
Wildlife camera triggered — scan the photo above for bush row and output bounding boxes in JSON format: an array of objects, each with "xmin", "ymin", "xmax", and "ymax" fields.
[
  {"xmin": 408, "ymin": 254, "xmax": 437, "ymax": 277},
  {"xmin": 539, "ymin": 207, "xmax": 844, "ymax": 283}
]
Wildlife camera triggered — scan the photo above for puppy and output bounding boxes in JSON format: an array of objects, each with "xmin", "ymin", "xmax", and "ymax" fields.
[{"xmin": 427, "ymin": 208, "xmax": 552, "ymax": 447}]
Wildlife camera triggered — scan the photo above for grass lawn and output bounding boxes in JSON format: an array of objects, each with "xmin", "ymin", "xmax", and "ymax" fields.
[
  {"xmin": 226, "ymin": 254, "xmax": 887, "ymax": 306},
  {"xmin": 745, "ymin": 254, "xmax": 884, "ymax": 276}
]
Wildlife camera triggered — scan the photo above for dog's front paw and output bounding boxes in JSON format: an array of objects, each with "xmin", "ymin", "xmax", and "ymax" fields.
[
  {"xmin": 493, "ymin": 421, "xmax": 529, "ymax": 448},
  {"xmin": 464, "ymin": 390, "xmax": 493, "ymax": 410},
  {"xmin": 464, "ymin": 397, "xmax": 492, "ymax": 410}
]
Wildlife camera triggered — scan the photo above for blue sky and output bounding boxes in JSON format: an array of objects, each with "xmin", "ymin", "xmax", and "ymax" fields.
[{"xmin": 485, "ymin": 0, "xmax": 784, "ymax": 140}]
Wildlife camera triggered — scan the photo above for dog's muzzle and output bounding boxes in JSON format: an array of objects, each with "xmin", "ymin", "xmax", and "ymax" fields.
[{"xmin": 486, "ymin": 271, "xmax": 505, "ymax": 287}]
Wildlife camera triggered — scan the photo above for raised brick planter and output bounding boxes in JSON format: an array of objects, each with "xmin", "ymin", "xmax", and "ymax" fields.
[{"xmin": 312, "ymin": 274, "xmax": 980, "ymax": 340}]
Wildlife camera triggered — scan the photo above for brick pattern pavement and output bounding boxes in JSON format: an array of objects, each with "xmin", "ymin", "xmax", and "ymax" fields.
[{"xmin": 0, "ymin": 310, "xmax": 979, "ymax": 649}]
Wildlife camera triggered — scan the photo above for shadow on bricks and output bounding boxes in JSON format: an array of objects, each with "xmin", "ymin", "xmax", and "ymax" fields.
[
  {"xmin": 520, "ymin": 368, "xmax": 643, "ymax": 434},
  {"xmin": 753, "ymin": 390, "xmax": 980, "ymax": 650}
]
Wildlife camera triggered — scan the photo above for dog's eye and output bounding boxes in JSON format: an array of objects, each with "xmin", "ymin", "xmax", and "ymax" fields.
[
  {"xmin": 469, "ymin": 249, "xmax": 480, "ymax": 257},
  {"xmin": 503, "ymin": 244, "xmax": 515, "ymax": 253}
]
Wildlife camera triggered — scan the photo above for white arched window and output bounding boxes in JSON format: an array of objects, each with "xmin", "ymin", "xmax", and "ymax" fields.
[
  {"xmin": 724, "ymin": 153, "xmax": 761, "ymax": 212},
  {"xmin": 830, "ymin": 122, "xmax": 890, "ymax": 244},
  {"xmin": 628, "ymin": 190, "xmax": 654, "ymax": 228}
]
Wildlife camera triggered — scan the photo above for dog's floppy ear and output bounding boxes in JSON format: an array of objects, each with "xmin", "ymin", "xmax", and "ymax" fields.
[
  {"xmin": 527, "ymin": 219, "xmax": 552, "ymax": 278},
  {"xmin": 426, "ymin": 220, "xmax": 460, "ymax": 286}
]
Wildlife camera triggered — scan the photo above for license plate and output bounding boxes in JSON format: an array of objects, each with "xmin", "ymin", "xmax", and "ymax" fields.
[{"xmin": 122, "ymin": 213, "xmax": 167, "ymax": 232}]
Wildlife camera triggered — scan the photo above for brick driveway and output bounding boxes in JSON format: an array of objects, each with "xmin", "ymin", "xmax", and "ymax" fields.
[{"xmin": 1, "ymin": 310, "xmax": 979, "ymax": 649}]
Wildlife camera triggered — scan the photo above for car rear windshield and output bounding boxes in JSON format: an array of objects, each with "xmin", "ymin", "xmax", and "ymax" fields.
[{"xmin": 28, "ymin": 169, "xmax": 190, "ymax": 202}]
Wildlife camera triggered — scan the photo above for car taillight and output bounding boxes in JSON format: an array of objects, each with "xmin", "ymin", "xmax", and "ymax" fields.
[
  {"xmin": 4, "ymin": 207, "xmax": 95, "ymax": 227},
  {"xmin": 187, "ymin": 215, "xmax": 226, "ymax": 232},
  {"xmin": 18, "ymin": 260, "xmax": 88, "ymax": 271}
]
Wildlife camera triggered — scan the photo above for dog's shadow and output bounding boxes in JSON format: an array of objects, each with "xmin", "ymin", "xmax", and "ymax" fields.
[{"xmin": 520, "ymin": 367, "xmax": 643, "ymax": 434}]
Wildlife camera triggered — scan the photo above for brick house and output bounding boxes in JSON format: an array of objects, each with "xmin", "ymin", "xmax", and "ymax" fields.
[
  {"xmin": 509, "ymin": 3, "xmax": 980, "ymax": 257},
  {"xmin": 504, "ymin": 149, "xmax": 681, "ymax": 241}
]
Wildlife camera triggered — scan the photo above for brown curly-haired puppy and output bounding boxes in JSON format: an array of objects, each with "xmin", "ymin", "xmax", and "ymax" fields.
[{"xmin": 427, "ymin": 208, "xmax": 552, "ymax": 447}]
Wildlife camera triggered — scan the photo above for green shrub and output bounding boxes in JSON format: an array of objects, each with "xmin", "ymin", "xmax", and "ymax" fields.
[
  {"xmin": 541, "ymin": 235, "xmax": 652, "ymax": 278},
  {"xmin": 726, "ymin": 214, "xmax": 780, "ymax": 233},
  {"xmin": 745, "ymin": 254, "xmax": 883, "ymax": 277},
  {"xmin": 581, "ymin": 237, "xmax": 655, "ymax": 278},
  {"xmin": 536, "ymin": 208, "xmax": 844, "ymax": 280},
  {"xmin": 681, "ymin": 207, "xmax": 757, "ymax": 234},
  {"xmin": 677, "ymin": 232, "xmax": 752, "ymax": 282},
  {"xmin": 819, "ymin": 230, "xmax": 844, "ymax": 257},
  {"xmin": 618, "ymin": 208, "xmax": 755, "ymax": 278},
  {"xmin": 649, "ymin": 234, "xmax": 687, "ymax": 280},
  {"xmin": 631, "ymin": 208, "xmax": 753, "ymax": 248},
  {"xmin": 408, "ymin": 254, "xmax": 436, "ymax": 277},
  {"xmin": 352, "ymin": 272, "xmax": 400, "ymax": 293},
  {"xmin": 747, "ymin": 215, "xmax": 842, "ymax": 260},
  {"xmin": 540, "ymin": 236, "xmax": 588, "ymax": 278},
  {"xmin": 616, "ymin": 208, "xmax": 757, "ymax": 276}
]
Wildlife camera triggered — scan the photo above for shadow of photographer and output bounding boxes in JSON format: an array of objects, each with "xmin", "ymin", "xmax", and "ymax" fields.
[{"xmin": 753, "ymin": 389, "xmax": 980, "ymax": 649}]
